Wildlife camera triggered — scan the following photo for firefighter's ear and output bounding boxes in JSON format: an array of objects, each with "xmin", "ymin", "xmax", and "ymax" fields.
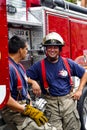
[
  {"xmin": 18, "ymin": 48, "xmax": 23, "ymax": 55},
  {"xmin": 18, "ymin": 48, "xmax": 21, "ymax": 53}
]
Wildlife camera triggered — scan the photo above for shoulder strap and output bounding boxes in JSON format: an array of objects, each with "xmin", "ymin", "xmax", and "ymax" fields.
[
  {"xmin": 41, "ymin": 59, "xmax": 49, "ymax": 90},
  {"xmin": 62, "ymin": 57, "xmax": 73, "ymax": 86},
  {"xmin": 9, "ymin": 60, "xmax": 22, "ymax": 90}
]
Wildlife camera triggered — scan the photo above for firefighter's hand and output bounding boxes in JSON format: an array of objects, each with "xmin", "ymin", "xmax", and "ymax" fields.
[
  {"xmin": 28, "ymin": 78, "xmax": 41, "ymax": 96},
  {"xmin": 23, "ymin": 105, "xmax": 48, "ymax": 126},
  {"xmin": 31, "ymin": 80, "xmax": 41, "ymax": 96},
  {"xmin": 71, "ymin": 89, "xmax": 82, "ymax": 100}
]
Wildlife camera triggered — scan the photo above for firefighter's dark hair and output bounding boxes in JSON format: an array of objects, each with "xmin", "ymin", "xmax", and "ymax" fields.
[{"xmin": 8, "ymin": 35, "xmax": 27, "ymax": 54}]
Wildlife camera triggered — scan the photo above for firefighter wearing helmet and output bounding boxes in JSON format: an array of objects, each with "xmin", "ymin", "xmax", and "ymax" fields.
[
  {"xmin": 27, "ymin": 32, "xmax": 87, "ymax": 130},
  {"xmin": 42, "ymin": 32, "xmax": 65, "ymax": 62}
]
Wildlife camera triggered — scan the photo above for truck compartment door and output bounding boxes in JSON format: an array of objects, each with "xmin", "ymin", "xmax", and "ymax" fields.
[{"xmin": 45, "ymin": 13, "xmax": 70, "ymax": 58}]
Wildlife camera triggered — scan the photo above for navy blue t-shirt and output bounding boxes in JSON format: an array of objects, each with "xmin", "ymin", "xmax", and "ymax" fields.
[
  {"xmin": 9, "ymin": 57, "xmax": 28, "ymax": 100},
  {"xmin": 26, "ymin": 56, "xmax": 85, "ymax": 96}
]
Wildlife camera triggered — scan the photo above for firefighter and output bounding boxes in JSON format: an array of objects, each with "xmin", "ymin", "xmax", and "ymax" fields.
[
  {"xmin": 1, "ymin": 36, "xmax": 56, "ymax": 130},
  {"xmin": 26, "ymin": 32, "xmax": 87, "ymax": 130}
]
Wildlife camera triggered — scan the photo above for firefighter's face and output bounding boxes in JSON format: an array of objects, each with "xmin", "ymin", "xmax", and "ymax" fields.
[
  {"xmin": 20, "ymin": 42, "xmax": 28, "ymax": 60},
  {"xmin": 45, "ymin": 45, "xmax": 60, "ymax": 62}
]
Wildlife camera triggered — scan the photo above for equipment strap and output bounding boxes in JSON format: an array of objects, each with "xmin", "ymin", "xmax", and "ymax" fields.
[{"xmin": 41, "ymin": 57, "xmax": 73, "ymax": 91}]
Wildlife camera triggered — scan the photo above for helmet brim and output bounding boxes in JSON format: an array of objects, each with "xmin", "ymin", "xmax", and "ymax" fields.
[{"xmin": 42, "ymin": 39, "xmax": 64, "ymax": 46}]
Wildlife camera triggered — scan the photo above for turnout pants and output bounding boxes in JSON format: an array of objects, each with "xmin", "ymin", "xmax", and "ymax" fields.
[
  {"xmin": 44, "ymin": 94, "xmax": 81, "ymax": 130},
  {"xmin": 1, "ymin": 107, "xmax": 56, "ymax": 130}
]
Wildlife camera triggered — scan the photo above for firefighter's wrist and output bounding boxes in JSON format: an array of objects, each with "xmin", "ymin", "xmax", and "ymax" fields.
[
  {"xmin": 22, "ymin": 105, "xmax": 28, "ymax": 114},
  {"xmin": 77, "ymin": 86, "xmax": 83, "ymax": 91},
  {"xmin": 20, "ymin": 105, "xmax": 25, "ymax": 113},
  {"xmin": 27, "ymin": 77, "xmax": 33, "ymax": 85},
  {"xmin": 23, "ymin": 105, "xmax": 27, "ymax": 113}
]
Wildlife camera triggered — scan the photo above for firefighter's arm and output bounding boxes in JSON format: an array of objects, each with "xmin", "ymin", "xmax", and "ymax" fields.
[
  {"xmin": 7, "ymin": 95, "xmax": 25, "ymax": 112},
  {"xmin": 71, "ymin": 71, "xmax": 87, "ymax": 100},
  {"xmin": 27, "ymin": 77, "xmax": 41, "ymax": 96}
]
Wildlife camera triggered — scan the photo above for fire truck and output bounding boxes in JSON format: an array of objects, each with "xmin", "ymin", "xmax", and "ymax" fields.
[{"xmin": 0, "ymin": 0, "xmax": 87, "ymax": 129}]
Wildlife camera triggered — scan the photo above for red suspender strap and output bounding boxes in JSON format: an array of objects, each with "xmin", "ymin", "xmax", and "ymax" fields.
[
  {"xmin": 9, "ymin": 60, "xmax": 22, "ymax": 90},
  {"xmin": 41, "ymin": 59, "xmax": 49, "ymax": 90},
  {"xmin": 19, "ymin": 63, "xmax": 26, "ymax": 73},
  {"xmin": 62, "ymin": 57, "xmax": 73, "ymax": 86}
]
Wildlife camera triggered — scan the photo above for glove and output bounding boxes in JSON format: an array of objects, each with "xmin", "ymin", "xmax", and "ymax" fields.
[{"xmin": 23, "ymin": 105, "xmax": 48, "ymax": 126}]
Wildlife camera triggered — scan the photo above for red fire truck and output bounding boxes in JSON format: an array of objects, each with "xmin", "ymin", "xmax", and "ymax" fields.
[{"xmin": 0, "ymin": 0, "xmax": 87, "ymax": 129}]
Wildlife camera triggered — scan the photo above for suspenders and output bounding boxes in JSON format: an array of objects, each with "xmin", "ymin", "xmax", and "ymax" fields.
[
  {"xmin": 9, "ymin": 60, "xmax": 25, "ymax": 100},
  {"xmin": 62, "ymin": 57, "xmax": 73, "ymax": 86},
  {"xmin": 9, "ymin": 60, "xmax": 23, "ymax": 90},
  {"xmin": 41, "ymin": 59, "xmax": 49, "ymax": 92},
  {"xmin": 41, "ymin": 57, "xmax": 73, "ymax": 92}
]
